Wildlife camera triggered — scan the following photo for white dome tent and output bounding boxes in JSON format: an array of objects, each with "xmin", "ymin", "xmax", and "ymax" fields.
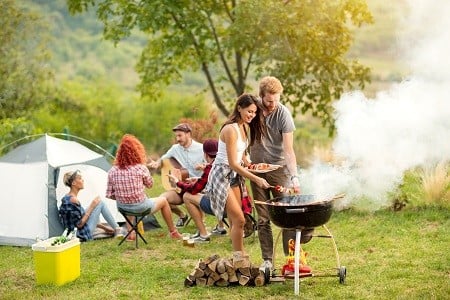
[{"xmin": 0, "ymin": 134, "xmax": 125, "ymax": 246}]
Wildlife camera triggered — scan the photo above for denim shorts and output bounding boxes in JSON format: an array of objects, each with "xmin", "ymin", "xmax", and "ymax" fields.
[
  {"xmin": 200, "ymin": 195, "xmax": 227, "ymax": 218},
  {"xmin": 117, "ymin": 198, "xmax": 155, "ymax": 213},
  {"xmin": 199, "ymin": 195, "xmax": 214, "ymax": 215}
]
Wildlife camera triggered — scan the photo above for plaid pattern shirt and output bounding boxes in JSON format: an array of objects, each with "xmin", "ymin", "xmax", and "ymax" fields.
[
  {"xmin": 176, "ymin": 163, "xmax": 212, "ymax": 195},
  {"xmin": 59, "ymin": 195, "xmax": 92, "ymax": 242},
  {"xmin": 205, "ymin": 163, "xmax": 233, "ymax": 220},
  {"xmin": 106, "ymin": 164, "xmax": 153, "ymax": 204}
]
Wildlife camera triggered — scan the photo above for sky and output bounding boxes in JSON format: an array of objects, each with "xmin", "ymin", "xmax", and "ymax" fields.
[{"xmin": 299, "ymin": 0, "xmax": 450, "ymax": 209}]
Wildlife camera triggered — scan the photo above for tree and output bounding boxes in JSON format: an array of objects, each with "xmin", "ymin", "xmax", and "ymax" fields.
[
  {"xmin": 67, "ymin": 0, "xmax": 373, "ymax": 133},
  {"xmin": 0, "ymin": 0, "xmax": 53, "ymax": 120}
]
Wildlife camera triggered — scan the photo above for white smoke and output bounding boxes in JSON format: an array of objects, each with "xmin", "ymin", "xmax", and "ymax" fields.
[{"xmin": 299, "ymin": 0, "xmax": 450, "ymax": 209}]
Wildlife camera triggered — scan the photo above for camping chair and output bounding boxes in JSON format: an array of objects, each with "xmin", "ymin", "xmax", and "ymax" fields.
[{"xmin": 117, "ymin": 207, "xmax": 152, "ymax": 249}]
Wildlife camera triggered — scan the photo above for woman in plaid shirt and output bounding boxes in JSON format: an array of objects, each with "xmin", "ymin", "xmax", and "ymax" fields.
[{"xmin": 106, "ymin": 134, "xmax": 182, "ymax": 241}]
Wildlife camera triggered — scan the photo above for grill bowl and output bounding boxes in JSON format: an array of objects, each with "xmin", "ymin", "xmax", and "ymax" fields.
[{"xmin": 266, "ymin": 195, "xmax": 334, "ymax": 229}]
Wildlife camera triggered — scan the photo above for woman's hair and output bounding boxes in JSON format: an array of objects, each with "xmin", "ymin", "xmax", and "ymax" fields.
[
  {"xmin": 114, "ymin": 134, "xmax": 147, "ymax": 168},
  {"xmin": 259, "ymin": 76, "xmax": 283, "ymax": 97},
  {"xmin": 63, "ymin": 170, "xmax": 80, "ymax": 187},
  {"xmin": 223, "ymin": 93, "xmax": 266, "ymax": 145}
]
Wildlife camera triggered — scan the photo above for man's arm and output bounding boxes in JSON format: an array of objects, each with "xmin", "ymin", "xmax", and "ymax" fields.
[
  {"xmin": 282, "ymin": 131, "xmax": 300, "ymax": 191},
  {"xmin": 147, "ymin": 146, "xmax": 174, "ymax": 169}
]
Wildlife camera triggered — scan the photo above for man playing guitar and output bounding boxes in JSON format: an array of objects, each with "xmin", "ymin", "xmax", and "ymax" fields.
[{"xmin": 147, "ymin": 123, "xmax": 205, "ymax": 227}]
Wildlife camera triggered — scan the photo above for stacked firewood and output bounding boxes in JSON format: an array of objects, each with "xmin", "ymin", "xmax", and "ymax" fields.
[{"xmin": 184, "ymin": 253, "xmax": 266, "ymax": 287}]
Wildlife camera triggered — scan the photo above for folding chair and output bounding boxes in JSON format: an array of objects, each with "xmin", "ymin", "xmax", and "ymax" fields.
[{"xmin": 117, "ymin": 207, "xmax": 152, "ymax": 249}]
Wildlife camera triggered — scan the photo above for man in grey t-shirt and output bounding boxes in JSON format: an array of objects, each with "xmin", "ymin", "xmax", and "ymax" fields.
[{"xmin": 249, "ymin": 76, "xmax": 301, "ymax": 272}]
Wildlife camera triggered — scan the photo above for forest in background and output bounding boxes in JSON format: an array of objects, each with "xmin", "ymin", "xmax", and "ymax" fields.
[{"xmin": 2, "ymin": 0, "xmax": 408, "ymax": 165}]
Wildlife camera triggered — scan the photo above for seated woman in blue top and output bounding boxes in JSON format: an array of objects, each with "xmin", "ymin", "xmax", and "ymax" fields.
[{"xmin": 59, "ymin": 170, "xmax": 123, "ymax": 242}]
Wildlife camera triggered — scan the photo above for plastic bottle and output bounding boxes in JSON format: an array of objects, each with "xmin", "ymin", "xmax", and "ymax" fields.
[{"xmin": 71, "ymin": 228, "xmax": 78, "ymax": 239}]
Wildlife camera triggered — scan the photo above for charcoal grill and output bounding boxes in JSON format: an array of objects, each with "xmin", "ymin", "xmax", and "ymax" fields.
[{"xmin": 255, "ymin": 193, "xmax": 346, "ymax": 295}]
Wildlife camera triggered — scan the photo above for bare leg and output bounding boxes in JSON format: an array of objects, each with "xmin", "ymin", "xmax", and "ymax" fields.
[
  {"xmin": 225, "ymin": 187, "xmax": 245, "ymax": 252},
  {"xmin": 124, "ymin": 215, "xmax": 136, "ymax": 239},
  {"xmin": 151, "ymin": 196, "xmax": 176, "ymax": 233},
  {"xmin": 183, "ymin": 193, "xmax": 208, "ymax": 236},
  {"xmin": 226, "ymin": 185, "xmax": 241, "ymax": 229},
  {"xmin": 160, "ymin": 190, "xmax": 185, "ymax": 218}
]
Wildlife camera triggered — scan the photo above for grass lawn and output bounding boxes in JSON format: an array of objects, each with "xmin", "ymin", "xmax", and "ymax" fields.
[{"xmin": 0, "ymin": 204, "xmax": 448, "ymax": 299}]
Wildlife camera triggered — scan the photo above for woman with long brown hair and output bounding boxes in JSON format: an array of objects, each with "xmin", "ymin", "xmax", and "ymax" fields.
[
  {"xmin": 205, "ymin": 93, "xmax": 271, "ymax": 256},
  {"xmin": 106, "ymin": 134, "xmax": 182, "ymax": 241}
]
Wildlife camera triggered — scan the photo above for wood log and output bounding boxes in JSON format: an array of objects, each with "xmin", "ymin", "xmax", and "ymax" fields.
[
  {"xmin": 238, "ymin": 275, "xmax": 250, "ymax": 286},
  {"xmin": 192, "ymin": 267, "xmax": 205, "ymax": 278},
  {"xmin": 216, "ymin": 258, "xmax": 226, "ymax": 274},
  {"xmin": 238, "ymin": 259, "xmax": 251, "ymax": 277},
  {"xmin": 233, "ymin": 252, "xmax": 250, "ymax": 269},
  {"xmin": 228, "ymin": 270, "xmax": 238, "ymax": 283},
  {"xmin": 204, "ymin": 254, "xmax": 220, "ymax": 265},
  {"xmin": 224, "ymin": 259, "xmax": 234, "ymax": 272},
  {"xmin": 188, "ymin": 274, "xmax": 196, "ymax": 282},
  {"xmin": 239, "ymin": 267, "xmax": 251, "ymax": 277},
  {"xmin": 254, "ymin": 274, "xmax": 265, "ymax": 287},
  {"xmin": 250, "ymin": 264, "xmax": 260, "ymax": 278},
  {"xmin": 206, "ymin": 276, "xmax": 215, "ymax": 286},
  {"xmin": 219, "ymin": 272, "xmax": 229, "ymax": 282},
  {"xmin": 184, "ymin": 276, "xmax": 195, "ymax": 287},
  {"xmin": 198, "ymin": 259, "xmax": 207, "ymax": 270},
  {"xmin": 209, "ymin": 271, "xmax": 220, "ymax": 282},
  {"xmin": 196, "ymin": 277, "xmax": 207, "ymax": 287},
  {"xmin": 203, "ymin": 266, "xmax": 212, "ymax": 276},
  {"xmin": 207, "ymin": 258, "xmax": 219, "ymax": 273},
  {"xmin": 185, "ymin": 253, "xmax": 267, "ymax": 288},
  {"xmin": 215, "ymin": 278, "xmax": 229, "ymax": 287}
]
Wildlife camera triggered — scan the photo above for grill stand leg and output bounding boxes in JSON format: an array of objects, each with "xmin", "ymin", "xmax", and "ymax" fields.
[{"xmin": 294, "ymin": 229, "xmax": 301, "ymax": 295}]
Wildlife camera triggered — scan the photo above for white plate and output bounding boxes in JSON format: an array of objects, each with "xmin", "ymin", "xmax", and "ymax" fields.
[{"xmin": 247, "ymin": 164, "xmax": 282, "ymax": 173}]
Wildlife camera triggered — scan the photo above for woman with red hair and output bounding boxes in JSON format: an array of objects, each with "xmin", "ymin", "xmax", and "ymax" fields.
[{"xmin": 106, "ymin": 134, "xmax": 182, "ymax": 241}]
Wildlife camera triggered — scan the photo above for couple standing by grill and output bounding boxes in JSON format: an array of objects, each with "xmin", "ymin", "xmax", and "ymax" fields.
[
  {"xmin": 149, "ymin": 76, "xmax": 305, "ymax": 271},
  {"xmin": 202, "ymin": 76, "xmax": 303, "ymax": 271}
]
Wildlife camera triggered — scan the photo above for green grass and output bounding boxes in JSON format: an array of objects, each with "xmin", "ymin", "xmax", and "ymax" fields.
[{"xmin": 1, "ymin": 205, "xmax": 449, "ymax": 299}]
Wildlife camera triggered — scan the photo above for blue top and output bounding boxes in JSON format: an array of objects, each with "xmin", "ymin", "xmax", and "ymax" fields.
[{"xmin": 59, "ymin": 194, "xmax": 91, "ymax": 241}]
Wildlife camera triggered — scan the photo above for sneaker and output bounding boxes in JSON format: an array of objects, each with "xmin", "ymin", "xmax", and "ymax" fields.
[
  {"xmin": 259, "ymin": 260, "xmax": 273, "ymax": 273},
  {"xmin": 114, "ymin": 228, "xmax": 125, "ymax": 240},
  {"xmin": 211, "ymin": 225, "xmax": 227, "ymax": 236},
  {"xmin": 176, "ymin": 215, "xmax": 189, "ymax": 228},
  {"xmin": 169, "ymin": 230, "xmax": 182, "ymax": 239},
  {"xmin": 190, "ymin": 231, "xmax": 200, "ymax": 239},
  {"xmin": 191, "ymin": 235, "xmax": 210, "ymax": 243}
]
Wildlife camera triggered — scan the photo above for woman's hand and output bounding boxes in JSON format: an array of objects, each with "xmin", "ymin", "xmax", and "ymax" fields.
[
  {"xmin": 255, "ymin": 177, "xmax": 271, "ymax": 189},
  {"xmin": 92, "ymin": 196, "xmax": 101, "ymax": 206},
  {"xmin": 86, "ymin": 196, "xmax": 101, "ymax": 219}
]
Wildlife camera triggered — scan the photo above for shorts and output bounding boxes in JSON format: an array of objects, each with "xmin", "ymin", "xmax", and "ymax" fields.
[
  {"xmin": 229, "ymin": 171, "xmax": 240, "ymax": 187},
  {"xmin": 117, "ymin": 198, "xmax": 155, "ymax": 213},
  {"xmin": 199, "ymin": 195, "xmax": 214, "ymax": 215},
  {"xmin": 200, "ymin": 194, "xmax": 227, "ymax": 218}
]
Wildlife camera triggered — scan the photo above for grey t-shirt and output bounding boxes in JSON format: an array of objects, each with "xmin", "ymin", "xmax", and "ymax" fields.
[{"xmin": 249, "ymin": 103, "xmax": 295, "ymax": 165}]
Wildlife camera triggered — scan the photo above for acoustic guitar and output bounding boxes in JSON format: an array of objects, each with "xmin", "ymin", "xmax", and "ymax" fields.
[{"xmin": 160, "ymin": 158, "xmax": 189, "ymax": 191}]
